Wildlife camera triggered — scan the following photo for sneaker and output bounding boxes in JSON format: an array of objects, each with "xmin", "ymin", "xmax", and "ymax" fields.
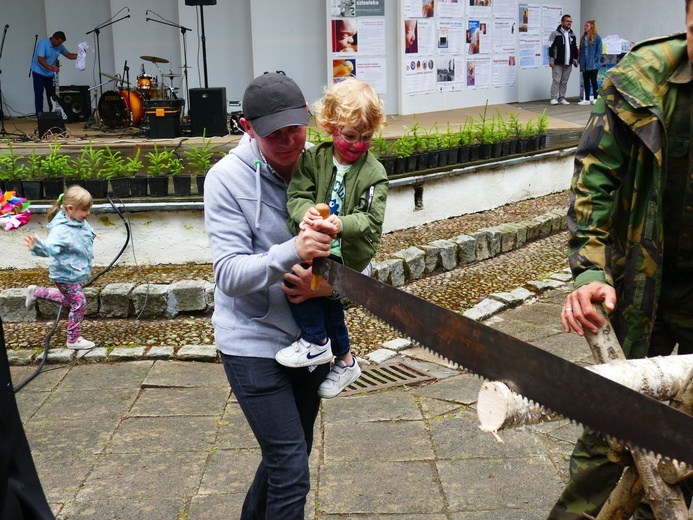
[
  {"xmin": 549, "ymin": 99, "xmax": 558, "ymax": 105},
  {"xmin": 275, "ymin": 338, "xmax": 333, "ymax": 368},
  {"xmin": 25, "ymin": 285, "xmax": 37, "ymax": 310},
  {"xmin": 577, "ymin": 99, "xmax": 591, "ymax": 106},
  {"xmin": 559, "ymin": 99, "xmax": 570, "ymax": 105},
  {"xmin": 318, "ymin": 358, "xmax": 362, "ymax": 399},
  {"xmin": 66, "ymin": 337, "xmax": 95, "ymax": 350},
  {"xmin": 591, "ymin": 98, "xmax": 597, "ymax": 104}
]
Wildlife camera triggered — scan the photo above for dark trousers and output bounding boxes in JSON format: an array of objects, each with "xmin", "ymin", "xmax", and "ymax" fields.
[
  {"xmin": 582, "ymin": 69, "xmax": 598, "ymax": 100},
  {"xmin": 0, "ymin": 319, "xmax": 54, "ymax": 520},
  {"xmin": 289, "ymin": 296, "xmax": 350, "ymax": 357},
  {"xmin": 32, "ymin": 72, "xmax": 55, "ymax": 116},
  {"xmin": 221, "ymin": 354, "xmax": 328, "ymax": 519}
]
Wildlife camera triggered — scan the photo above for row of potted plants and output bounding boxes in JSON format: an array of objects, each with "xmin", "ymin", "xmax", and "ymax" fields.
[
  {"xmin": 0, "ymin": 135, "xmax": 225, "ymax": 200},
  {"xmin": 372, "ymin": 107, "xmax": 550, "ymax": 176}
]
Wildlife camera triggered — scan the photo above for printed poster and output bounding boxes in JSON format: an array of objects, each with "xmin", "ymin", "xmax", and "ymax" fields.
[
  {"xmin": 437, "ymin": 56, "xmax": 465, "ymax": 91},
  {"xmin": 405, "ymin": 57, "xmax": 436, "ymax": 95},
  {"xmin": 466, "ymin": 55, "xmax": 491, "ymax": 88},
  {"xmin": 493, "ymin": 54, "xmax": 517, "ymax": 86},
  {"xmin": 518, "ymin": 3, "xmax": 540, "ymax": 34},
  {"xmin": 437, "ymin": 20, "xmax": 465, "ymax": 54}
]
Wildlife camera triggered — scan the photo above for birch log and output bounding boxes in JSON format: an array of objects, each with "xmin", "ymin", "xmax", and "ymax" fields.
[{"xmin": 477, "ymin": 354, "xmax": 693, "ymax": 432}]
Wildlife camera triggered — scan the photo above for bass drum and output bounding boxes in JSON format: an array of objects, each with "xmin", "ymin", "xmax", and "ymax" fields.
[
  {"xmin": 98, "ymin": 90, "xmax": 144, "ymax": 127},
  {"xmin": 121, "ymin": 89, "xmax": 144, "ymax": 125}
]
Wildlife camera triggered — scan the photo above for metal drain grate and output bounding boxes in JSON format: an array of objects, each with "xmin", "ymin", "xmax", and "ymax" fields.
[{"xmin": 340, "ymin": 361, "xmax": 436, "ymax": 397}]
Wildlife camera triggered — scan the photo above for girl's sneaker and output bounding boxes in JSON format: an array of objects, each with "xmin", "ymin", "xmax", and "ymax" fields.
[
  {"xmin": 276, "ymin": 338, "xmax": 333, "ymax": 367},
  {"xmin": 25, "ymin": 285, "xmax": 37, "ymax": 310},
  {"xmin": 318, "ymin": 358, "xmax": 361, "ymax": 399},
  {"xmin": 66, "ymin": 337, "xmax": 95, "ymax": 350}
]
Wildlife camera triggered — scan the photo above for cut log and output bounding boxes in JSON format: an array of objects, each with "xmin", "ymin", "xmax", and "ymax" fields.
[{"xmin": 477, "ymin": 354, "xmax": 693, "ymax": 432}]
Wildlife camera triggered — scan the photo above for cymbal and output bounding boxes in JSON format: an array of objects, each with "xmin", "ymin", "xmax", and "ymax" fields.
[
  {"xmin": 140, "ymin": 55, "xmax": 169, "ymax": 64},
  {"xmin": 100, "ymin": 72, "xmax": 121, "ymax": 81},
  {"xmin": 178, "ymin": 65, "xmax": 194, "ymax": 69},
  {"xmin": 162, "ymin": 73, "xmax": 181, "ymax": 78}
]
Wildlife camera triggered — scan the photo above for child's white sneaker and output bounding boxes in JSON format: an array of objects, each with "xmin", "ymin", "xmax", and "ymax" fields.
[
  {"xmin": 318, "ymin": 358, "xmax": 362, "ymax": 399},
  {"xmin": 25, "ymin": 285, "xmax": 37, "ymax": 310},
  {"xmin": 275, "ymin": 338, "xmax": 333, "ymax": 368},
  {"xmin": 66, "ymin": 337, "xmax": 95, "ymax": 350}
]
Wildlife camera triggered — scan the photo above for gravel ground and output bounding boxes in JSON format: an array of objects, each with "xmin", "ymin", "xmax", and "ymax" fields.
[{"xmin": 2, "ymin": 190, "xmax": 570, "ymax": 355}]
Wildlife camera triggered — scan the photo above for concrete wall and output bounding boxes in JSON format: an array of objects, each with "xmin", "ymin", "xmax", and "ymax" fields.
[
  {"xmin": 0, "ymin": 1, "xmax": 682, "ymax": 118},
  {"xmin": 3, "ymin": 150, "xmax": 575, "ymax": 269}
]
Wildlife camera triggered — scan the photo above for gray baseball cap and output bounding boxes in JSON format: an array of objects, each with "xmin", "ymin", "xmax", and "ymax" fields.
[{"xmin": 242, "ymin": 73, "xmax": 309, "ymax": 137}]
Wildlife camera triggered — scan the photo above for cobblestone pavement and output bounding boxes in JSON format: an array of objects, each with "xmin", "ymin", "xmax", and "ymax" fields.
[{"xmin": 2, "ymin": 191, "xmax": 570, "ymax": 356}]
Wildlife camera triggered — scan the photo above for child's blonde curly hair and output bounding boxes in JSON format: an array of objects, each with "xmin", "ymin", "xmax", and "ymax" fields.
[{"xmin": 313, "ymin": 78, "xmax": 386, "ymax": 135}]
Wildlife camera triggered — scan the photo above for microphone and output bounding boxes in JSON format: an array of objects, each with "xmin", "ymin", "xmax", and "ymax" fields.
[
  {"xmin": 124, "ymin": 60, "xmax": 128, "ymax": 71},
  {"xmin": 4, "ymin": 25, "xmax": 8, "ymax": 30},
  {"xmin": 146, "ymin": 10, "xmax": 149, "ymax": 15}
]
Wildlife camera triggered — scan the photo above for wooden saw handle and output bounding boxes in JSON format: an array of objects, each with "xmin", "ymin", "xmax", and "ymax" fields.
[{"xmin": 310, "ymin": 203, "xmax": 331, "ymax": 290}]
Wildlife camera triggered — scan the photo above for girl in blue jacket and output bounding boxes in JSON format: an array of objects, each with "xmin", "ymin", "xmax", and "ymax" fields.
[
  {"xmin": 24, "ymin": 185, "xmax": 96, "ymax": 349},
  {"xmin": 578, "ymin": 20, "xmax": 603, "ymax": 105}
]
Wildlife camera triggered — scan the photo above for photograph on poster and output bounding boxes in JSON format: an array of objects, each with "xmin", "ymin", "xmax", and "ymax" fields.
[
  {"xmin": 333, "ymin": 59, "xmax": 356, "ymax": 80},
  {"xmin": 467, "ymin": 60, "xmax": 476, "ymax": 85},
  {"xmin": 437, "ymin": 58, "xmax": 455, "ymax": 82},
  {"xmin": 468, "ymin": 26, "xmax": 480, "ymax": 54},
  {"xmin": 423, "ymin": 0, "xmax": 435, "ymax": 17},
  {"xmin": 332, "ymin": 19, "xmax": 358, "ymax": 52},
  {"xmin": 405, "ymin": 20, "xmax": 419, "ymax": 53},
  {"xmin": 330, "ymin": 0, "xmax": 356, "ymax": 17}
]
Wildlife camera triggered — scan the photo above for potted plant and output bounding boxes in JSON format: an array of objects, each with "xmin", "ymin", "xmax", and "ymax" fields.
[
  {"xmin": 391, "ymin": 132, "xmax": 416, "ymax": 174},
  {"xmin": 0, "ymin": 139, "xmax": 28, "ymax": 195},
  {"xmin": 536, "ymin": 109, "xmax": 549, "ymax": 149},
  {"xmin": 22, "ymin": 149, "xmax": 44, "ymax": 200},
  {"xmin": 370, "ymin": 132, "xmax": 395, "ymax": 176},
  {"xmin": 523, "ymin": 118, "xmax": 537, "ymax": 152},
  {"xmin": 425, "ymin": 123, "xmax": 444, "ymax": 169},
  {"xmin": 184, "ymin": 132, "xmax": 221, "ymax": 196},
  {"xmin": 146, "ymin": 144, "xmax": 173, "ymax": 197},
  {"xmin": 441, "ymin": 123, "xmax": 460, "ymax": 165},
  {"xmin": 168, "ymin": 153, "xmax": 190, "ymax": 197},
  {"xmin": 39, "ymin": 140, "xmax": 72, "ymax": 199},
  {"xmin": 103, "ymin": 147, "xmax": 143, "ymax": 198},
  {"xmin": 457, "ymin": 117, "xmax": 474, "ymax": 164},
  {"xmin": 506, "ymin": 113, "xmax": 523, "ymax": 155},
  {"xmin": 474, "ymin": 103, "xmax": 494, "ymax": 160}
]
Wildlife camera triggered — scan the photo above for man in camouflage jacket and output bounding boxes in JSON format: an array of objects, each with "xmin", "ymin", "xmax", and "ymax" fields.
[{"xmin": 549, "ymin": 6, "xmax": 693, "ymax": 518}]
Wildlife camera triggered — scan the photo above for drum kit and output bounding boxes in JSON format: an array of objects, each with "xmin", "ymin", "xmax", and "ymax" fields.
[{"xmin": 96, "ymin": 55, "xmax": 188, "ymax": 129}]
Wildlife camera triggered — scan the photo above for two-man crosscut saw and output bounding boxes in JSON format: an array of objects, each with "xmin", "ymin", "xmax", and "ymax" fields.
[{"xmin": 313, "ymin": 258, "xmax": 693, "ymax": 464}]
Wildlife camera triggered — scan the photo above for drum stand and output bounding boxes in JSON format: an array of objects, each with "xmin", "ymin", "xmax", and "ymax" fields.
[{"xmin": 85, "ymin": 80, "xmax": 109, "ymax": 128}]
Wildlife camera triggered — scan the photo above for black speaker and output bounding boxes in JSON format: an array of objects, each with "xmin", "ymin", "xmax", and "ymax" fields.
[
  {"xmin": 56, "ymin": 85, "xmax": 91, "ymax": 122},
  {"xmin": 37, "ymin": 112, "xmax": 65, "ymax": 138},
  {"xmin": 185, "ymin": 0, "xmax": 216, "ymax": 5},
  {"xmin": 189, "ymin": 87, "xmax": 227, "ymax": 137}
]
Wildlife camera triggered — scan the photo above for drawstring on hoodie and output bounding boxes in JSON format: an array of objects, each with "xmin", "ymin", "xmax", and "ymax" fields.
[{"xmin": 254, "ymin": 160, "xmax": 262, "ymax": 229}]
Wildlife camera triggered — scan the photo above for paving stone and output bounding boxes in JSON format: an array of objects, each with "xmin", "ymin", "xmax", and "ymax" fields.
[
  {"xmin": 177, "ymin": 344, "xmax": 218, "ymax": 361},
  {"xmin": 146, "ymin": 346, "xmax": 175, "ymax": 360},
  {"xmin": 367, "ymin": 348, "xmax": 397, "ymax": 364},
  {"xmin": 526, "ymin": 279, "xmax": 565, "ymax": 292},
  {"xmin": 109, "ymin": 346, "xmax": 146, "ymax": 361},
  {"xmin": 7, "ymin": 349, "xmax": 34, "ymax": 365},
  {"xmin": 169, "ymin": 280, "xmax": 208, "ymax": 314},
  {"xmin": 452, "ymin": 233, "xmax": 476, "ymax": 265},
  {"xmin": 99, "ymin": 282, "xmax": 135, "ymax": 318},
  {"xmin": 0, "ymin": 288, "xmax": 36, "ymax": 323},
  {"xmin": 381, "ymin": 337, "xmax": 412, "ymax": 352},
  {"xmin": 463, "ymin": 298, "xmax": 506, "ymax": 321},
  {"xmin": 81, "ymin": 346, "xmax": 108, "ymax": 362},
  {"xmin": 394, "ymin": 246, "xmax": 426, "ymax": 282},
  {"xmin": 132, "ymin": 283, "xmax": 170, "ymax": 318},
  {"xmin": 46, "ymin": 348, "xmax": 74, "ymax": 363}
]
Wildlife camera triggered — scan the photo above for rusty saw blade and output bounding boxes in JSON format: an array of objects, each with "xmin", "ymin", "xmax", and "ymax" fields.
[{"xmin": 314, "ymin": 258, "xmax": 693, "ymax": 464}]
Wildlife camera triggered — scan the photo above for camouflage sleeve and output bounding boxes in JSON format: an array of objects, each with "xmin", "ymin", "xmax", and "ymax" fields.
[{"xmin": 567, "ymin": 95, "xmax": 632, "ymax": 289}]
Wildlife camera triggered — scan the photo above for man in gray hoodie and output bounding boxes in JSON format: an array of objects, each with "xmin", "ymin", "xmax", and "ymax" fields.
[{"xmin": 204, "ymin": 73, "xmax": 337, "ymax": 519}]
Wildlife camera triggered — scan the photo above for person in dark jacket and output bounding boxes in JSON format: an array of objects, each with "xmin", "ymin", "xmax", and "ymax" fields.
[
  {"xmin": 548, "ymin": 15, "xmax": 579, "ymax": 105},
  {"xmin": 0, "ymin": 318, "xmax": 54, "ymax": 520}
]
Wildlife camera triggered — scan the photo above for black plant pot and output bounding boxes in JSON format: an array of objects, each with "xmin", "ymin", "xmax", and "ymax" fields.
[
  {"xmin": 379, "ymin": 156, "xmax": 395, "ymax": 176},
  {"xmin": 526, "ymin": 137, "xmax": 536, "ymax": 152},
  {"xmin": 539, "ymin": 134, "xmax": 547, "ymax": 149},
  {"xmin": 65, "ymin": 179, "xmax": 85, "ymax": 190},
  {"xmin": 110, "ymin": 177, "xmax": 130, "ymax": 199},
  {"xmin": 21, "ymin": 180, "xmax": 43, "ymax": 201},
  {"xmin": 405, "ymin": 154, "xmax": 418, "ymax": 173},
  {"xmin": 491, "ymin": 142, "xmax": 503, "ymax": 158},
  {"xmin": 517, "ymin": 138, "xmax": 528, "ymax": 153},
  {"xmin": 458, "ymin": 146, "xmax": 470, "ymax": 164},
  {"xmin": 3, "ymin": 180, "xmax": 22, "ymax": 195},
  {"xmin": 427, "ymin": 150, "xmax": 440, "ymax": 169},
  {"xmin": 469, "ymin": 144, "xmax": 481, "ymax": 162},
  {"xmin": 130, "ymin": 177, "xmax": 148, "ymax": 197},
  {"xmin": 84, "ymin": 179, "xmax": 109, "ymax": 199},
  {"xmin": 393, "ymin": 157, "xmax": 406, "ymax": 175},
  {"xmin": 42, "ymin": 178, "xmax": 64, "ymax": 200},
  {"xmin": 508, "ymin": 139, "xmax": 518, "ymax": 155},
  {"xmin": 438, "ymin": 149, "xmax": 448, "ymax": 167},
  {"xmin": 447, "ymin": 147, "xmax": 459, "ymax": 165},
  {"xmin": 172, "ymin": 175, "xmax": 192, "ymax": 197},
  {"xmin": 195, "ymin": 174, "xmax": 205, "ymax": 196},
  {"xmin": 479, "ymin": 143, "xmax": 492, "ymax": 160},
  {"xmin": 501, "ymin": 140, "xmax": 511, "ymax": 157},
  {"xmin": 416, "ymin": 152, "xmax": 429, "ymax": 171},
  {"xmin": 148, "ymin": 175, "xmax": 169, "ymax": 197}
]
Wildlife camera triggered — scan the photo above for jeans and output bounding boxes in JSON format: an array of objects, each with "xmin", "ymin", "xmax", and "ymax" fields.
[
  {"xmin": 582, "ymin": 70, "xmax": 598, "ymax": 100},
  {"xmin": 32, "ymin": 72, "xmax": 55, "ymax": 115},
  {"xmin": 221, "ymin": 354, "xmax": 328, "ymax": 519}
]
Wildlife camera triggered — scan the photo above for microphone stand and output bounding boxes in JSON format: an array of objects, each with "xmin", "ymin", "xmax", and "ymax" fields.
[
  {"xmin": 86, "ymin": 14, "xmax": 129, "ymax": 98},
  {"xmin": 145, "ymin": 16, "xmax": 191, "ymax": 112}
]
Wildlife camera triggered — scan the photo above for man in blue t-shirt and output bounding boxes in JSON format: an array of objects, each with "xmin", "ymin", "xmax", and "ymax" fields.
[{"xmin": 30, "ymin": 31, "xmax": 77, "ymax": 116}]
